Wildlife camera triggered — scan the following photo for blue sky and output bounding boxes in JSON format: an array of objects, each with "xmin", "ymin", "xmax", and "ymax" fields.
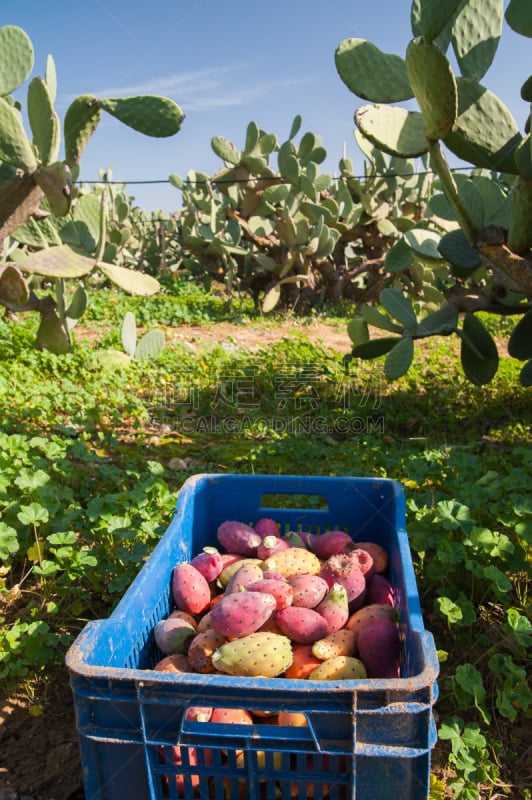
[{"xmin": 3, "ymin": 1, "xmax": 530, "ymax": 212}]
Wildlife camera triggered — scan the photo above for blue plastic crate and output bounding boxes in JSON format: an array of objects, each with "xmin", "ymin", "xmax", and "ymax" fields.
[{"xmin": 66, "ymin": 474, "xmax": 439, "ymax": 800}]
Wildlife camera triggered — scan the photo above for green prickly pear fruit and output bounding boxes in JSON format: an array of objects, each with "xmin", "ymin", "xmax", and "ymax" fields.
[
  {"xmin": 0, "ymin": 96, "xmax": 38, "ymax": 170},
  {"xmin": 28, "ymin": 77, "xmax": 60, "ymax": 165},
  {"xmin": 211, "ymin": 632, "xmax": 293, "ymax": 677},
  {"xmin": 0, "ymin": 25, "xmax": 34, "ymax": 96},
  {"xmin": 308, "ymin": 655, "xmax": 367, "ymax": 681},
  {"xmin": 98, "ymin": 95, "xmax": 184, "ymax": 137},
  {"xmin": 63, "ymin": 94, "xmax": 103, "ymax": 168}
]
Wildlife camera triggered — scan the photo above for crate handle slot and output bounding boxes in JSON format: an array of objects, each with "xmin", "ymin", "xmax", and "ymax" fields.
[{"xmin": 259, "ymin": 493, "xmax": 330, "ymax": 511}]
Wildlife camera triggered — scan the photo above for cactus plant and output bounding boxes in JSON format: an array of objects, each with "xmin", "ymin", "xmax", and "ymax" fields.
[
  {"xmin": 336, "ymin": 0, "xmax": 532, "ymax": 385},
  {"xmin": 0, "ymin": 25, "xmax": 184, "ymax": 352}
]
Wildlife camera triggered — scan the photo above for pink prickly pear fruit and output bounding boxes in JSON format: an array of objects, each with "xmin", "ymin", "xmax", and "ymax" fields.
[
  {"xmin": 224, "ymin": 561, "xmax": 264, "ymax": 594},
  {"xmin": 310, "ymin": 530, "xmax": 354, "ymax": 559},
  {"xmin": 210, "ymin": 591, "xmax": 276, "ymax": 638},
  {"xmin": 354, "ymin": 541, "xmax": 389, "ymax": 574},
  {"xmin": 190, "ymin": 547, "xmax": 224, "ymax": 582},
  {"xmin": 154, "ymin": 653, "xmax": 192, "ymax": 674},
  {"xmin": 275, "ymin": 606, "xmax": 329, "ymax": 644},
  {"xmin": 262, "ymin": 570, "xmax": 286, "ymax": 581},
  {"xmin": 320, "ymin": 552, "xmax": 366, "ymax": 610},
  {"xmin": 168, "ymin": 609, "xmax": 198, "ymax": 628},
  {"xmin": 248, "ymin": 578, "xmax": 294, "ymax": 609},
  {"xmin": 154, "ymin": 616, "xmax": 197, "ymax": 655},
  {"xmin": 257, "ymin": 535, "xmax": 291, "ymax": 560},
  {"xmin": 253, "ymin": 518, "xmax": 279, "ymax": 539},
  {"xmin": 217, "ymin": 520, "xmax": 262, "ymax": 556},
  {"xmin": 185, "ymin": 706, "xmax": 213, "ymax": 722},
  {"xmin": 172, "ymin": 563, "xmax": 211, "ymax": 615},
  {"xmin": 345, "ymin": 603, "xmax": 397, "ymax": 645},
  {"xmin": 348, "ymin": 548, "xmax": 375, "ymax": 579},
  {"xmin": 288, "ymin": 574, "xmax": 329, "ymax": 608},
  {"xmin": 283, "ymin": 530, "xmax": 316, "ymax": 550},
  {"xmin": 187, "ymin": 629, "xmax": 227, "ymax": 673},
  {"xmin": 212, "ymin": 632, "xmax": 293, "ymax": 677},
  {"xmin": 357, "ymin": 616, "xmax": 401, "ymax": 678},
  {"xmin": 365, "ymin": 574, "xmax": 394, "ymax": 607},
  {"xmin": 315, "ymin": 582, "xmax": 349, "ymax": 634}
]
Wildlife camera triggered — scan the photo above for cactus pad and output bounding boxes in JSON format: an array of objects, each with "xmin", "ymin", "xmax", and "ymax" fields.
[
  {"xmin": 335, "ymin": 38, "xmax": 413, "ymax": 103},
  {"xmin": 19, "ymin": 244, "xmax": 95, "ymax": 278},
  {"xmin": 460, "ymin": 314, "xmax": 499, "ymax": 385},
  {"xmin": 410, "ymin": 0, "xmax": 462, "ymax": 44},
  {"xmin": 0, "ymin": 25, "xmax": 34, "ymax": 96},
  {"xmin": 406, "ymin": 38, "xmax": 457, "ymax": 140},
  {"xmin": 28, "ymin": 77, "xmax": 60, "ymax": 165},
  {"xmin": 0, "ymin": 264, "xmax": 30, "ymax": 306},
  {"xmin": 505, "ymin": 0, "xmax": 532, "ymax": 37},
  {"xmin": 0, "ymin": 97, "xmax": 37, "ymax": 171},
  {"xmin": 354, "ymin": 105, "xmax": 428, "ymax": 158},
  {"xmin": 64, "ymin": 95, "xmax": 103, "ymax": 167},
  {"xmin": 98, "ymin": 262, "xmax": 160, "ymax": 296},
  {"xmin": 98, "ymin": 95, "xmax": 184, "ymax": 137},
  {"xmin": 451, "ymin": 0, "xmax": 503, "ymax": 81},
  {"xmin": 35, "ymin": 162, "xmax": 72, "ymax": 217},
  {"xmin": 445, "ymin": 77, "xmax": 522, "ymax": 175}
]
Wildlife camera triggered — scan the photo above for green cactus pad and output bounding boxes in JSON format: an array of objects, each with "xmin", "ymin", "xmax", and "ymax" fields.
[
  {"xmin": 28, "ymin": 77, "xmax": 60, "ymax": 166},
  {"xmin": 380, "ymin": 287, "xmax": 417, "ymax": 330},
  {"xmin": 438, "ymin": 229, "xmax": 482, "ymax": 276},
  {"xmin": 36, "ymin": 309, "xmax": 71, "ymax": 354},
  {"xmin": 410, "ymin": 0, "xmax": 462, "ymax": 45},
  {"xmin": 211, "ymin": 136, "xmax": 240, "ymax": 165},
  {"xmin": 385, "ymin": 336, "xmax": 414, "ymax": 380},
  {"xmin": 417, "ymin": 304, "xmax": 459, "ymax": 336},
  {"xmin": 335, "ymin": 38, "xmax": 413, "ymax": 103},
  {"xmin": 45, "ymin": 55, "xmax": 57, "ymax": 104},
  {"xmin": 64, "ymin": 95, "xmax": 102, "ymax": 167},
  {"xmin": 0, "ymin": 97, "xmax": 38, "ymax": 171},
  {"xmin": 505, "ymin": 0, "xmax": 532, "ymax": 36},
  {"xmin": 508, "ymin": 309, "xmax": 532, "ymax": 360},
  {"xmin": 134, "ymin": 329, "xmax": 166, "ymax": 360},
  {"xmin": 406, "ymin": 38, "xmax": 457, "ymax": 140},
  {"xmin": 0, "ymin": 26, "xmax": 34, "ymax": 97},
  {"xmin": 352, "ymin": 336, "xmax": 403, "ymax": 359},
  {"xmin": 451, "ymin": 0, "xmax": 503, "ymax": 81},
  {"xmin": 98, "ymin": 262, "xmax": 160, "ymax": 296},
  {"xmin": 98, "ymin": 95, "xmax": 184, "ymax": 137},
  {"xmin": 19, "ymin": 244, "xmax": 95, "ymax": 278},
  {"xmin": 444, "ymin": 78, "xmax": 522, "ymax": 174},
  {"xmin": 354, "ymin": 105, "xmax": 428, "ymax": 158},
  {"xmin": 121, "ymin": 311, "xmax": 137, "ymax": 357},
  {"xmin": 65, "ymin": 285, "xmax": 88, "ymax": 322},
  {"xmin": 0, "ymin": 264, "xmax": 30, "ymax": 306},
  {"xmin": 460, "ymin": 313, "xmax": 499, "ymax": 385},
  {"xmin": 507, "ymin": 178, "xmax": 532, "ymax": 254},
  {"xmin": 35, "ymin": 162, "xmax": 72, "ymax": 217},
  {"xmin": 521, "ymin": 76, "xmax": 532, "ymax": 102}
]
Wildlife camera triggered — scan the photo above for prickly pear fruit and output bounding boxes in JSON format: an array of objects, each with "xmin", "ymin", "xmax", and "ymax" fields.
[
  {"xmin": 284, "ymin": 643, "xmax": 322, "ymax": 679},
  {"xmin": 357, "ymin": 616, "xmax": 401, "ymax": 678},
  {"xmin": 172, "ymin": 563, "xmax": 211, "ymax": 615},
  {"xmin": 278, "ymin": 711, "xmax": 308, "ymax": 727},
  {"xmin": 354, "ymin": 542, "xmax": 389, "ymax": 574},
  {"xmin": 262, "ymin": 547, "xmax": 321, "ymax": 578},
  {"xmin": 218, "ymin": 558, "xmax": 263, "ymax": 588},
  {"xmin": 257, "ymin": 535, "xmax": 291, "ymax": 560},
  {"xmin": 190, "ymin": 547, "xmax": 224, "ymax": 582},
  {"xmin": 312, "ymin": 629, "xmax": 357, "ymax": 661},
  {"xmin": 320, "ymin": 552, "xmax": 366, "ymax": 609},
  {"xmin": 347, "ymin": 548, "xmax": 374, "ymax": 578},
  {"xmin": 212, "ymin": 632, "xmax": 293, "ymax": 677},
  {"xmin": 210, "ymin": 591, "xmax": 276, "ymax": 638},
  {"xmin": 196, "ymin": 609, "xmax": 214, "ymax": 632},
  {"xmin": 288, "ymin": 573, "xmax": 329, "ymax": 608},
  {"xmin": 248, "ymin": 578, "xmax": 294, "ymax": 609},
  {"xmin": 187, "ymin": 629, "xmax": 227, "ymax": 673},
  {"xmin": 315, "ymin": 583, "xmax": 350, "ymax": 633},
  {"xmin": 365, "ymin": 574, "xmax": 394, "ymax": 606},
  {"xmin": 275, "ymin": 606, "xmax": 329, "ymax": 644},
  {"xmin": 345, "ymin": 603, "xmax": 397, "ymax": 643},
  {"xmin": 217, "ymin": 520, "xmax": 262, "ymax": 556},
  {"xmin": 168, "ymin": 609, "xmax": 198, "ymax": 628},
  {"xmin": 224, "ymin": 561, "xmax": 264, "ymax": 594},
  {"xmin": 283, "ymin": 530, "xmax": 316, "ymax": 549},
  {"xmin": 310, "ymin": 530, "xmax": 354, "ymax": 559},
  {"xmin": 210, "ymin": 707, "xmax": 254, "ymax": 726},
  {"xmin": 185, "ymin": 706, "xmax": 213, "ymax": 722},
  {"xmin": 253, "ymin": 518, "xmax": 279, "ymax": 539},
  {"xmin": 308, "ymin": 656, "xmax": 367, "ymax": 681},
  {"xmin": 154, "ymin": 616, "xmax": 196, "ymax": 655},
  {"xmin": 153, "ymin": 653, "xmax": 192, "ymax": 673}
]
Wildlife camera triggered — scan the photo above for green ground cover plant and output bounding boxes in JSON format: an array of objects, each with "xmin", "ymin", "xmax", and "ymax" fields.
[{"xmin": 0, "ymin": 284, "xmax": 530, "ymax": 798}]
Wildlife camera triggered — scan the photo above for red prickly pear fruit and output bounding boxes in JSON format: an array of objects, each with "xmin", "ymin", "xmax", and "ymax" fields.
[
  {"xmin": 190, "ymin": 547, "xmax": 224, "ymax": 582},
  {"xmin": 275, "ymin": 606, "xmax": 329, "ymax": 644},
  {"xmin": 349, "ymin": 548, "xmax": 374, "ymax": 578},
  {"xmin": 345, "ymin": 604, "xmax": 397, "ymax": 644},
  {"xmin": 154, "ymin": 653, "xmax": 192, "ymax": 673},
  {"xmin": 284, "ymin": 643, "xmax": 322, "ymax": 679},
  {"xmin": 253, "ymin": 518, "xmax": 279, "ymax": 539},
  {"xmin": 257, "ymin": 535, "xmax": 290, "ymax": 560},
  {"xmin": 217, "ymin": 520, "xmax": 262, "ymax": 556},
  {"xmin": 320, "ymin": 552, "xmax": 366, "ymax": 610},
  {"xmin": 283, "ymin": 530, "xmax": 316, "ymax": 549},
  {"xmin": 224, "ymin": 562, "xmax": 264, "ymax": 594},
  {"xmin": 357, "ymin": 616, "xmax": 401, "ymax": 678},
  {"xmin": 187, "ymin": 629, "xmax": 227, "ymax": 673},
  {"xmin": 172, "ymin": 563, "xmax": 211, "ymax": 615},
  {"xmin": 310, "ymin": 530, "xmax": 354, "ymax": 559},
  {"xmin": 210, "ymin": 708, "xmax": 254, "ymax": 726},
  {"xmin": 315, "ymin": 582, "xmax": 349, "ymax": 634},
  {"xmin": 365, "ymin": 574, "xmax": 394, "ymax": 607},
  {"xmin": 220, "ymin": 552, "xmax": 245, "ymax": 569},
  {"xmin": 288, "ymin": 574, "xmax": 329, "ymax": 608},
  {"xmin": 262, "ymin": 570, "xmax": 286, "ymax": 581},
  {"xmin": 154, "ymin": 616, "xmax": 196, "ymax": 655},
  {"xmin": 354, "ymin": 541, "xmax": 389, "ymax": 574},
  {"xmin": 210, "ymin": 591, "xmax": 276, "ymax": 638},
  {"xmin": 248, "ymin": 578, "xmax": 294, "ymax": 609},
  {"xmin": 185, "ymin": 706, "xmax": 213, "ymax": 722}
]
